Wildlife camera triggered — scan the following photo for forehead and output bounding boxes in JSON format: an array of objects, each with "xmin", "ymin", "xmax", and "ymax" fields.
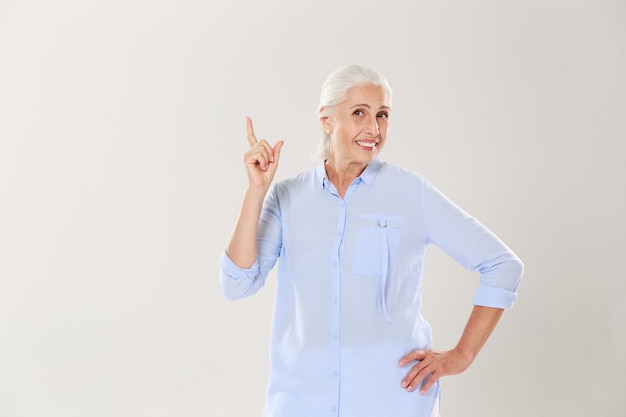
[{"xmin": 342, "ymin": 84, "xmax": 390, "ymax": 108}]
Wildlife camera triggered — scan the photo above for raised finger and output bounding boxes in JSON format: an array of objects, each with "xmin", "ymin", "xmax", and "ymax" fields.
[{"xmin": 245, "ymin": 116, "xmax": 257, "ymax": 147}]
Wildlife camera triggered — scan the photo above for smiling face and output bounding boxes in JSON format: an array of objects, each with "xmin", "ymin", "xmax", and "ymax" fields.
[{"xmin": 322, "ymin": 84, "xmax": 390, "ymax": 171}]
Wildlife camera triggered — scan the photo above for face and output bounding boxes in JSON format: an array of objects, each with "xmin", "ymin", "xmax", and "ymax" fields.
[{"xmin": 322, "ymin": 84, "xmax": 390, "ymax": 168}]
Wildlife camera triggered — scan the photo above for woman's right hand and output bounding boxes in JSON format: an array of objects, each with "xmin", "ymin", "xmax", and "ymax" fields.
[{"xmin": 244, "ymin": 116, "xmax": 284, "ymax": 191}]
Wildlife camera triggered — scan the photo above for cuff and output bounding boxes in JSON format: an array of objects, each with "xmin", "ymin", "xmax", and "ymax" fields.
[
  {"xmin": 472, "ymin": 286, "xmax": 518, "ymax": 309},
  {"xmin": 220, "ymin": 250, "xmax": 259, "ymax": 278}
]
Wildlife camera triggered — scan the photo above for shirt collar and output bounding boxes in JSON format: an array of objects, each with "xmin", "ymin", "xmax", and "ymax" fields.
[
  {"xmin": 359, "ymin": 158, "xmax": 383, "ymax": 186},
  {"xmin": 315, "ymin": 162, "xmax": 330, "ymax": 189},
  {"xmin": 315, "ymin": 158, "xmax": 383, "ymax": 189}
]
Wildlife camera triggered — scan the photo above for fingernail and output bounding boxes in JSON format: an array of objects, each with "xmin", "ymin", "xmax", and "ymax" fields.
[
  {"xmin": 401, "ymin": 381, "xmax": 407, "ymax": 388},
  {"xmin": 419, "ymin": 389, "xmax": 425, "ymax": 395},
  {"xmin": 270, "ymin": 156, "xmax": 275, "ymax": 163},
  {"xmin": 407, "ymin": 385, "xmax": 413, "ymax": 392}
]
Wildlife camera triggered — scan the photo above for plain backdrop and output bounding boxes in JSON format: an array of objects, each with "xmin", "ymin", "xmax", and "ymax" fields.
[{"xmin": 1, "ymin": 1, "xmax": 624, "ymax": 416}]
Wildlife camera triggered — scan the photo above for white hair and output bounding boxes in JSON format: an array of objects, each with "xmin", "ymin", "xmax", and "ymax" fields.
[{"xmin": 315, "ymin": 65, "xmax": 392, "ymax": 159}]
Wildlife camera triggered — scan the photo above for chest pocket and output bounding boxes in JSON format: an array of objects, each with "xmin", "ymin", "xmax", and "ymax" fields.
[
  {"xmin": 352, "ymin": 214, "xmax": 403, "ymax": 324},
  {"xmin": 352, "ymin": 214, "xmax": 404, "ymax": 277}
]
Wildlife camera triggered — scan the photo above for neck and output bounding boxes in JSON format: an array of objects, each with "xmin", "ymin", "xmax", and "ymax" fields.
[{"xmin": 324, "ymin": 157, "xmax": 368, "ymax": 198}]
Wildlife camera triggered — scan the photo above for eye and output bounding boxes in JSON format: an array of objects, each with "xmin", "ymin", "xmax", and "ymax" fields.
[
  {"xmin": 353, "ymin": 109, "xmax": 364, "ymax": 116},
  {"xmin": 377, "ymin": 112, "xmax": 389, "ymax": 120}
]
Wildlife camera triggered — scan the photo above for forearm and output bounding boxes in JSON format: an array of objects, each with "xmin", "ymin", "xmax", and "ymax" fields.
[
  {"xmin": 454, "ymin": 305, "xmax": 504, "ymax": 363},
  {"xmin": 225, "ymin": 186, "xmax": 267, "ymax": 269},
  {"xmin": 399, "ymin": 305, "xmax": 504, "ymax": 393},
  {"xmin": 399, "ymin": 305, "xmax": 505, "ymax": 393}
]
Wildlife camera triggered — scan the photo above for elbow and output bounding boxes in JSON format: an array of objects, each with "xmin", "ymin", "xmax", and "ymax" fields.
[
  {"xmin": 512, "ymin": 256, "xmax": 524, "ymax": 283},
  {"xmin": 503, "ymin": 255, "xmax": 524, "ymax": 293},
  {"xmin": 220, "ymin": 281, "xmax": 241, "ymax": 301},
  {"xmin": 220, "ymin": 275, "xmax": 246, "ymax": 301},
  {"xmin": 220, "ymin": 284, "xmax": 251, "ymax": 301},
  {"xmin": 219, "ymin": 251, "xmax": 263, "ymax": 300},
  {"xmin": 478, "ymin": 252, "xmax": 525, "ymax": 291},
  {"xmin": 219, "ymin": 270, "xmax": 263, "ymax": 301}
]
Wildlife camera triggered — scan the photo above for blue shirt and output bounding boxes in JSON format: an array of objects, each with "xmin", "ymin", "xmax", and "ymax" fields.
[{"xmin": 220, "ymin": 158, "xmax": 523, "ymax": 417}]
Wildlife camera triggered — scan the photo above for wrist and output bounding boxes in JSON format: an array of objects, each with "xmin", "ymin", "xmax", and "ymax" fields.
[
  {"xmin": 452, "ymin": 345, "xmax": 476, "ymax": 366},
  {"xmin": 244, "ymin": 186, "xmax": 269, "ymax": 206},
  {"xmin": 246, "ymin": 183, "xmax": 268, "ymax": 194}
]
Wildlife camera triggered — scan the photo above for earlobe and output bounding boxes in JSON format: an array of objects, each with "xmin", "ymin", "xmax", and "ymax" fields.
[
  {"xmin": 320, "ymin": 115, "xmax": 333, "ymax": 135},
  {"xmin": 320, "ymin": 112, "xmax": 333, "ymax": 135}
]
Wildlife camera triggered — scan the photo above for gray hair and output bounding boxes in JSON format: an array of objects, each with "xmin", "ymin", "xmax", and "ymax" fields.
[{"xmin": 315, "ymin": 65, "xmax": 392, "ymax": 159}]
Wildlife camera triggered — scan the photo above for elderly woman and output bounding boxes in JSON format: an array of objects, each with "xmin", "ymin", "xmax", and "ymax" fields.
[{"xmin": 220, "ymin": 65, "xmax": 523, "ymax": 417}]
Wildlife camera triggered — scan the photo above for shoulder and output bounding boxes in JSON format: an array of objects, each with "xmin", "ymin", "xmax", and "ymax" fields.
[
  {"xmin": 271, "ymin": 165, "xmax": 319, "ymax": 200},
  {"xmin": 277, "ymin": 166, "xmax": 317, "ymax": 187},
  {"xmin": 377, "ymin": 160, "xmax": 427, "ymax": 187}
]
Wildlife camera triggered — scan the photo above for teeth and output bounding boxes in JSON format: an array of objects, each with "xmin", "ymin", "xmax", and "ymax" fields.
[{"xmin": 356, "ymin": 141, "xmax": 377, "ymax": 148}]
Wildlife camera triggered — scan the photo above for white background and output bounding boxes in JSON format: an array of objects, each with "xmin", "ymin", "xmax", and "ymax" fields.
[{"xmin": 1, "ymin": 1, "xmax": 624, "ymax": 416}]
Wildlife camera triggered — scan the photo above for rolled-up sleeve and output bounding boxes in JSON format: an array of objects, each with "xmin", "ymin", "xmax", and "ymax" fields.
[
  {"xmin": 220, "ymin": 184, "xmax": 283, "ymax": 300},
  {"xmin": 421, "ymin": 179, "xmax": 524, "ymax": 309},
  {"xmin": 219, "ymin": 251, "xmax": 265, "ymax": 300}
]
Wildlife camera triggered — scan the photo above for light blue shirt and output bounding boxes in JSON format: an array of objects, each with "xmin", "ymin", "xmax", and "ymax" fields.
[{"xmin": 220, "ymin": 158, "xmax": 523, "ymax": 417}]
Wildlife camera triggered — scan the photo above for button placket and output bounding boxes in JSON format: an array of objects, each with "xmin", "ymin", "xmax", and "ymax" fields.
[{"xmin": 330, "ymin": 198, "xmax": 346, "ymax": 416}]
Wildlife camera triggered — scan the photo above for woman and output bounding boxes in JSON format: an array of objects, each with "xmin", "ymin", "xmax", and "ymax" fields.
[{"xmin": 220, "ymin": 65, "xmax": 523, "ymax": 417}]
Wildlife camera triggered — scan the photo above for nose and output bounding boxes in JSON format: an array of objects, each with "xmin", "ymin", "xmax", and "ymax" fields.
[{"xmin": 365, "ymin": 114, "xmax": 379, "ymax": 136}]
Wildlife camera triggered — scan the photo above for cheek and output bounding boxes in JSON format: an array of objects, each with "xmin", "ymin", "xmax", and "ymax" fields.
[
  {"xmin": 340, "ymin": 124, "xmax": 357, "ymax": 141},
  {"xmin": 379, "ymin": 124, "xmax": 389, "ymax": 138}
]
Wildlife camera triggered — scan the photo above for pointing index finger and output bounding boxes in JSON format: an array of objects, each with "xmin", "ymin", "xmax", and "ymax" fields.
[{"xmin": 245, "ymin": 116, "xmax": 257, "ymax": 147}]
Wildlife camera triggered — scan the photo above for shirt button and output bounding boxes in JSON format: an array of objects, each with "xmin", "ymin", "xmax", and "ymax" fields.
[
  {"xmin": 334, "ymin": 370, "xmax": 339, "ymax": 376},
  {"xmin": 333, "ymin": 262, "xmax": 338, "ymax": 268},
  {"xmin": 334, "ymin": 298, "xmax": 339, "ymax": 304},
  {"xmin": 333, "ymin": 405, "xmax": 338, "ymax": 411},
  {"xmin": 334, "ymin": 333, "xmax": 339, "ymax": 340}
]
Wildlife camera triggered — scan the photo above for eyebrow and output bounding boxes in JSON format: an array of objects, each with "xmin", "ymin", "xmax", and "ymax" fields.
[{"xmin": 350, "ymin": 104, "xmax": 391, "ymax": 110}]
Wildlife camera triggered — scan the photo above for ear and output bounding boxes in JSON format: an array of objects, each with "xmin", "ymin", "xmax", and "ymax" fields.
[{"xmin": 319, "ymin": 109, "xmax": 333, "ymax": 134}]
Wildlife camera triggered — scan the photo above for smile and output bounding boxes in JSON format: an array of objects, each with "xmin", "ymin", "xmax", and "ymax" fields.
[{"xmin": 355, "ymin": 140, "xmax": 379, "ymax": 149}]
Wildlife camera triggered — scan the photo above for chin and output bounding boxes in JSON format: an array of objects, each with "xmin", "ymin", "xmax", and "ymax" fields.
[{"xmin": 354, "ymin": 152, "xmax": 378, "ymax": 164}]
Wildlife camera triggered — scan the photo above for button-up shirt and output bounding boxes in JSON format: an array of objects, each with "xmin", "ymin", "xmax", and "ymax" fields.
[{"xmin": 220, "ymin": 158, "xmax": 523, "ymax": 417}]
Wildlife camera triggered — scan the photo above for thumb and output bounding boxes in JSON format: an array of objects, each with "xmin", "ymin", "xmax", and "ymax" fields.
[
  {"xmin": 265, "ymin": 141, "xmax": 284, "ymax": 177},
  {"xmin": 272, "ymin": 141, "xmax": 284, "ymax": 163}
]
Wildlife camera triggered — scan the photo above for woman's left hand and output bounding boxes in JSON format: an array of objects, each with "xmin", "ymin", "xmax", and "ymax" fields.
[{"xmin": 398, "ymin": 348, "xmax": 473, "ymax": 394}]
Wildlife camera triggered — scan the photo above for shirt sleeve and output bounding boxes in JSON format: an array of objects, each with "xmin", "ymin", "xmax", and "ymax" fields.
[
  {"xmin": 421, "ymin": 178, "xmax": 524, "ymax": 309},
  {"xmin": 220, "ymin": 184, "xmax": 283, "ymax": 300}
]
